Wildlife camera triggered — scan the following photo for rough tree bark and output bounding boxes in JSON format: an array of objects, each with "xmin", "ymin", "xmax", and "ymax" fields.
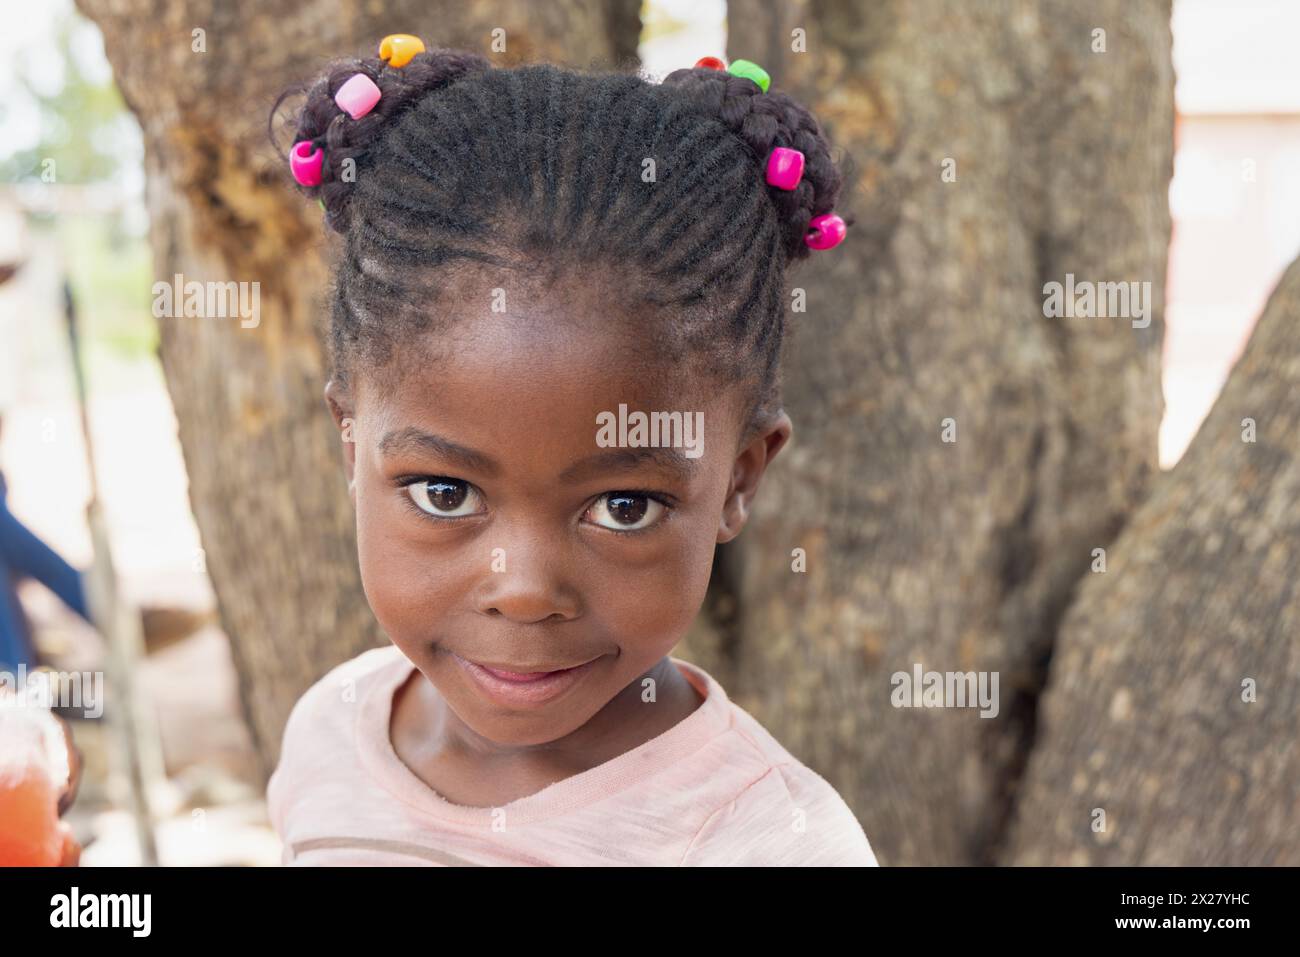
[
  {"xmin": 1003, "ymin": 256, "xmax": 1300, "ymax": 865},
  {"xmin": 82, "ymin": 0, "xmax": 1280, "ymax": 869},
  {"xmin": 711, "ymin": 0, "xmax": 1173, "ymax": 864},
  {"xmin": 74, "ymin": 0, "xmax": 642, "ymax": 781}
]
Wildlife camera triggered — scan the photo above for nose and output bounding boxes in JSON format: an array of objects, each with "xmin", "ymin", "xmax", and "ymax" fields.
[{"xmin": 475, "ymin": 534, "xmax": 581, "ymax": 624}]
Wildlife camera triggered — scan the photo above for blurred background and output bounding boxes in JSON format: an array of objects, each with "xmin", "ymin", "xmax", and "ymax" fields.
[{"xmin": 0, "ymin": 0, "xmax": 1296, "ymax": 865}]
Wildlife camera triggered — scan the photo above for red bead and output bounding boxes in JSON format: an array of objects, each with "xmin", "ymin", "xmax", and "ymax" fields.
[{"xmin": 694, "ymin": 56, "xmax": 727, "ymax": 71}]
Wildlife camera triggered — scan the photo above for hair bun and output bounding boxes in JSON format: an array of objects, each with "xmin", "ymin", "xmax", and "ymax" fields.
[
  {"xmin": 272, "ymin": 47, "xmax": 491, "ymax": 233},
  {"xmin": 662, "ymin": 66, "xmax": 845, "ymax": 263}
]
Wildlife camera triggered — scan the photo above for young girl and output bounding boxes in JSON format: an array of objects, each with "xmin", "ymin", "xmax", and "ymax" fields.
[{"xmin": 265, "ymin": 34, "xmax": 876, "ymax": 867}]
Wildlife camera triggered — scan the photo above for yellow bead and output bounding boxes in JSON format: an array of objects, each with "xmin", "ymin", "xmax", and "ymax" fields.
[{"xmin": 379, "ymin": 34, "xmax": 425, "ymax": 68}]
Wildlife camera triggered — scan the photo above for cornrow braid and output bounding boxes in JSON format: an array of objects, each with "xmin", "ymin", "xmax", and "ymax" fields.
[
  {"xmin": 274, "ymin": 47, "xmax": 492, "ymax": 232},
  {"xmin": 271, "ymin": 46, "xmax": 852, "ymax": 431},
  {"xmin": 660, "ymin": 66, "xmax": 846, "ymax": 263}
]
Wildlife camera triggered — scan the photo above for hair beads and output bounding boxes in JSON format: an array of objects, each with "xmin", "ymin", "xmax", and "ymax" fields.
[{"xmin": 275, "ymin": 40, "xmax": 850, "ymax": 429}]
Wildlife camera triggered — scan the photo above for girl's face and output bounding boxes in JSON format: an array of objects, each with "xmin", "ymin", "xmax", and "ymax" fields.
[{"xmin": 328, "ymin": 277, "xmax": 790, "ymax": 747}]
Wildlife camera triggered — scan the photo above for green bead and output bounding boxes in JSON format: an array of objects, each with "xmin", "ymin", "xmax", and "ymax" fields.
[
  {"xmin": 727, "ymin": 59, "xmax": 770, "ymax": 93},
  {"xmin": 318, "ymin": 198, "xmax": 326, "ymax": 211}
]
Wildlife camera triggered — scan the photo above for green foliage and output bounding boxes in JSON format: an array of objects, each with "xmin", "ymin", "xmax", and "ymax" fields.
[
  {"xmin": 0, "ymin": 13, "xmax": 138, "ymax": 186},
  {"xmin": 0, "ymin": 8, "xmax": 152, "ymax": 371},
  {"xmin": 62, "ymin": 217, "xmax": 156, "ymax": 362}
]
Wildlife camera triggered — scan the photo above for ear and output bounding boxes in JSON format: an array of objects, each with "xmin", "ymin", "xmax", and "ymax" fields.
[
  {"xmin": 324, "ymin": 378, "xmax": 358, "ymax": 501},
  {"xmin": 717, "ymin": 410, "xmax": 792, "ymax": 543}
]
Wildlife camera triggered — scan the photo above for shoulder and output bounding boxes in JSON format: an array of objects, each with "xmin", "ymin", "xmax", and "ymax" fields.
[
  {"xmin": 266, "ymin": 645, "xmax": 407, "ymax": 832},
  {"xmin": 680, "ymin": 762, "xmax": 878, "ymax": 867},
  {"xmin": 280, "ymin": 644, "xmax": 405, "ymax": 737},
  {"xmin": 666, "ymin": 665, "xmax": 878, "ymax": 867}
]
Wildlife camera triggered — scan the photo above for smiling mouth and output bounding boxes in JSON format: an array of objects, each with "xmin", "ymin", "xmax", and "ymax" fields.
[
  {"xmin": 451, "ymin": 653, "xmax": 601, "ymax": 707},
  {"xmin": 469, "ymin": 658, "xmax": 597, "ymax": 681}
]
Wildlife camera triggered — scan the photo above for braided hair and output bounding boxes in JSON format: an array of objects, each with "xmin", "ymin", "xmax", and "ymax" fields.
[{"xmin": 272, "ymin": 46, "xmax": 849, "ymax": 434}]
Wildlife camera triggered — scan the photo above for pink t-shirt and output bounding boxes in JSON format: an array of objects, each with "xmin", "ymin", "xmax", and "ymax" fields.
[{"xmin": 266, "ymin": 644, "xmax": 878, "ymax": 866}]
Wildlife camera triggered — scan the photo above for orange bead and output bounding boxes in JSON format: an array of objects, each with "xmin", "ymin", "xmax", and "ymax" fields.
[
  {"xmin": 694, "ymin": 56, "xmax": 727, "ymax": 71},
  {"xmin": 379, "ymin": 34, "xmax": 426, "ymax": 68}
]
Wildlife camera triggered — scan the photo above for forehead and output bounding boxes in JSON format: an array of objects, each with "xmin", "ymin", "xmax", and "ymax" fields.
[{"xmin": 354, "ymin": 273, "xmax": 747, "ymax": 462}]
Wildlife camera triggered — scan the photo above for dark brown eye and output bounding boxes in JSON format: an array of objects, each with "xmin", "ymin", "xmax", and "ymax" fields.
[
  {"xmin": 428, "ymin": 480, "xmax": 465, "ymax": 511},
  {"xmin": 585, "ymin": 492, "xmax": 665, "ymax": 531},
  {"xmin": 608, "ymin": 493, "xmax": 647, "ymax": 525},
  {"xmin": 406, "ymin": 477, "xmax": 481, "ymax": 517}
]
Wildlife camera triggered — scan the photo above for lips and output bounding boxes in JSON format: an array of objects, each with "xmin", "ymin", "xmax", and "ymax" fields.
[
  {"xmin": 475, "ymin": 662, "xmax": 587, "ymax": 682},
  {"xmin": 453, "ymin": 653, "xmax": 599, "ymax": 708}
]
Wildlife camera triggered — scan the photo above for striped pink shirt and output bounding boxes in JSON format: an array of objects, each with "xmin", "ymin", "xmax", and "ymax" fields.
[{"xmin": 266, "ymin": 645, "xmax": 878, "ymax": 866}]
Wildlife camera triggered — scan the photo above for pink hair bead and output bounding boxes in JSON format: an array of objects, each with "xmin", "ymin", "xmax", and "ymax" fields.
[
  {"xmin": 289, "ymin": 140, "xmax": 323, "ymax": 187},
  {"xmin": 805, "ymin": 213, "xmax": 847, "ymax": 250},
  {"xmin": 335, "ymin": 73, "xmax": 381, "ymax": 119},
  {"xmin": 766, "ymin": 147, "xmax": 804, "ymax": 190}
]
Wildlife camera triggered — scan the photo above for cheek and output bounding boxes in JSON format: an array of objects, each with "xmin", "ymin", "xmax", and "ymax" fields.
[
  {"xmin": 583, "ymin": 509, "xmax": 719, "ymax": 650},
  {"xmin": 354, "ymin": 482, "xmax": 469, "ymax": 644}
]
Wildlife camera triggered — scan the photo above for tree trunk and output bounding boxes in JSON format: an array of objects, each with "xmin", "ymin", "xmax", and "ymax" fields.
[
  {"xmin": 81, "ymin": 0, "xmax": 1242, "ymax": 868},
  {"xmin": 74, "ymin": 0, "xmax": 641, "ymax": 782},
  {"xmin": 716, "ymin": 0, "xmax": 1174, "ymax": 864},
  {"xmin": 1003, "ymin": 255, "xmax": 1300, "ymax": 865}
]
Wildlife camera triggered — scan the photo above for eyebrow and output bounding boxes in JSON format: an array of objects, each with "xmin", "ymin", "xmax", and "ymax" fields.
[
  {"xmin": 558, "ymin": 447, "xmax": 700, "ymax": 484},
  {"xmin": 377, "ymin": 427, "xmax": 700, "ymax": 484},
  {"xmin": 378, "ymin": 427, "xmax": 501, "ymax": 477}
]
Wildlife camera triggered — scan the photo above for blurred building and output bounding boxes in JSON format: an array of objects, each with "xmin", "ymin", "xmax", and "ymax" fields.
[{"xmin": 1163, "ymin": 0, "xmax": 1300, "ymax": 465}]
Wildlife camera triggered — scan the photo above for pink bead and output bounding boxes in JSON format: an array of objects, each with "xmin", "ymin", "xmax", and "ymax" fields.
[
  {"xmin": 289, "ymin": 140, "xmax": 323, "ymax": 187},
  {"xmin": 334, "ymin": 73, "xmax": 382, "ymax": 119},
  {"xmin": 766, "ymin": 147, "xmax": 804, "ymax": 190},
  {"xmin": 805, "ymin": 213, "xmax": 847, "ymax": 250}
]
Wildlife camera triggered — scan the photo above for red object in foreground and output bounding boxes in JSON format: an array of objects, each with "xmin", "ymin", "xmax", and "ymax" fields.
[
  {"xmin": 0, "ymin": 764, "xmax": 63, "ymax": 865},
  {"xmin": 0, "ymin": 701, "xmax": 70, "ymax": 867},
  {"xmin": 694, "ymin": 56, "xmax": 727, "ymax": 71}
]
